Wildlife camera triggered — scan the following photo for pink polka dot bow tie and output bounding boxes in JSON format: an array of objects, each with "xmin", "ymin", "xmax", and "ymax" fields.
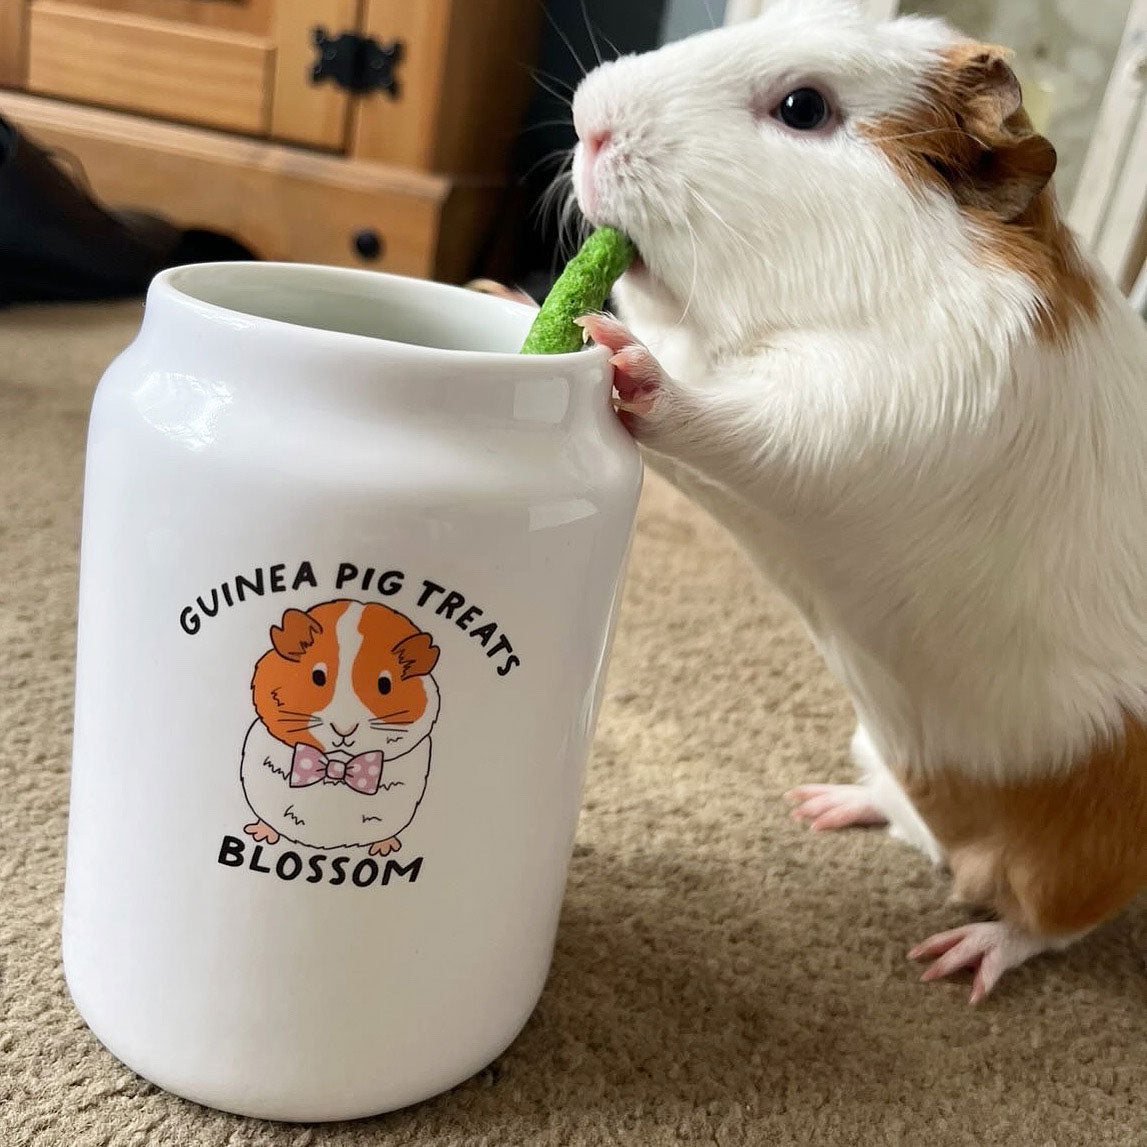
[{"xmin": 289, "ymin": 745, "xmax": 383, "ymax": 795}]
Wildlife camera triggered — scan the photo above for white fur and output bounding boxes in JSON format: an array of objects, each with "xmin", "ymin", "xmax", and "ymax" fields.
[
  {"xmin": 851, "ymin": 726, "xmax": 942, "ymax": 864},
  {"xmin": 571, "ymin": 0, "xmax": 1147, "ymax": 805}
]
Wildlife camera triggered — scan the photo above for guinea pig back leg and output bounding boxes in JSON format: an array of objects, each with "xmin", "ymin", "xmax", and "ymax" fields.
[
  {"xmin": 907, "ymin": 920, "xmax": 1072, "ymax": 1005},
  {"xmin": 903, "ymin": 718, "xmax": 1147, "ymax": 1001}
]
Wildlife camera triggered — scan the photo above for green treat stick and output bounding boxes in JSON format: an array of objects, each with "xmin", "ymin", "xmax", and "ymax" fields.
[{"xmin": 520, "ymin": 226, "xmax": 637, "ymax": 355}]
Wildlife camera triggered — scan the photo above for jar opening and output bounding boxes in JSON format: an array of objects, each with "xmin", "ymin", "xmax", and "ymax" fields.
[{"xmin": 163, "ymin": 263, "xmax": 536, "ymax": 355}]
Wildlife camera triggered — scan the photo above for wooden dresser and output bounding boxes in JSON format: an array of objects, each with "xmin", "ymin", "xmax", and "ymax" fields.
[{"xmin": 0, "ymin": 0, "xmax": 542, "ymax": 279}]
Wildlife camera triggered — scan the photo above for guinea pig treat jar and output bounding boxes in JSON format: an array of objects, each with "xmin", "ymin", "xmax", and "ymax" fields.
[{"xmin": 64, "ymin": 262, "xmax": 643, "ymax": 1120}]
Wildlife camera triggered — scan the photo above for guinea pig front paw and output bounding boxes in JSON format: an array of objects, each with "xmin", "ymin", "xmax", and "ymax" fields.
[
  {"xmin": 785, "ymin": 784, "xmax": 889, "ymax": 832},
  {"xmin": 244, "ymin": 820, "xmax": 280, "ymax": 845},
  {"xmin": 368, "ymin": 837, "xmax": 402, "ymax": 857},
  {"xmin": 576, "ymin": 315, "xmax": 667, "ymax": 425}
]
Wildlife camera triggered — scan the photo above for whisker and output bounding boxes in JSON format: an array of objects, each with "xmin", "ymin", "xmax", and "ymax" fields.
[
  {"xmin": 557, "ymin": 177, "xmax": 587, "ymax": 265},
  {"xmin": 520, "ymin": 145, "xmax": 574, "ymax": 186},
  {"xmin": 535, "ymin": 149, "xmax": 574, "ymax": 214},
  {"xmin": 596, "ymin": 25, "xmax": 622, "ymax": 59},
  {"xmin": 528, "ymin": 63, "xmax": 576, "ymax": 97},
  {"xmin": 686, "ymin": 183, "xmax": 764, "ymax": 261},
  {"xmin": 529, "ymin": 70, "xmax": 575, "ymax": 109},
  {"xmin": 519, "ymin": 117, "xmax": 576, "ymax": 135},
  {"xmin": 535, "ymin": 172, "xmax": 573, "ymax": 228},
  {"xmin": 539, "ymin": 3, "xmax": 589, "ymax": 80},
  {"xmin": 861, "ymin": 125, "xmax": 976, "ymax": 146},
  {"xmin": 676, "ymin": 217, "xmax": 700, "ymax": 329},
  {"xmin": 578, "ymin": 0, "xmax": 604, "ymax": 66}
]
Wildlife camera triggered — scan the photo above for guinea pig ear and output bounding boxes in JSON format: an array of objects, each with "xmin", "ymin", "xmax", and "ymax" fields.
[
  {"xmin": 392, "ymin": 631, "xmax": 440, "ymax": 679},
  {"xmin": 937, "ymin": 44, "xmax": 1057, "ymax": 222},
  {"xmin": 270, "ymin": 608, "xmax": 322, "ymax": 662}
]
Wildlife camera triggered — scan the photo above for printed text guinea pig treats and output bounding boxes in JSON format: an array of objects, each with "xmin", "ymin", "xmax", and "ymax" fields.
[{"xmin": 520, "ymin": 227, "xmax": 636, "ymax": 355}]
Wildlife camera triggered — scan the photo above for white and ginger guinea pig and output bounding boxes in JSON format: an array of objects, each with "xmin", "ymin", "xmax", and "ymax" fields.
[
  {"xmin": 570, "ymin": 0, "xmax": 1147, "ymax": 1001},
  {"xmin": 241, "ymin": 600, "xmax": 440, "ymax": 855}
]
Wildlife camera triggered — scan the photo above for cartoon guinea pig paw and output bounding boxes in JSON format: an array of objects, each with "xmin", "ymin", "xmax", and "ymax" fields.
[
  {"xmin": 369, "ymin": 837, "xmax": 402, "ymax": 857},
  {"xmin": 576, "ymin": 315, "xmax": 669, "ymax": 432},
  {"xmin": 244, "ymin": 820, "xmax": 280, "ymax": 845}
]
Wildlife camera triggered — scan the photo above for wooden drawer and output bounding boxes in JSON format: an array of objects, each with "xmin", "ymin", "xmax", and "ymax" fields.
[
  {"xmin": 0, "ymin": 90, "xmax": 503, "ymax": 280},
  {"xmin": 13, "ymin": 0, "xmax": 359, "ymax": 150},
  {"xmin": 27, "ymin": 3, "xmax": 273, "ymax": 134},
  {"xmin": 2, "ymin": 0, "xmax": 542, "ymax": 175}
]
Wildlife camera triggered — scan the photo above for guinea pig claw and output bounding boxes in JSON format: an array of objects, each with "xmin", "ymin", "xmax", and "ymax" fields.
[
  {"xmin": 909, "ymin": 921, "xmax": 1050, "ymax": 1004},
  {"xmin": 576, "ymin": 313, "xmax": 638, "ymax": 355},
  {"xmin": 610, "ymin": 348, "xmax": 664, "ymax": 414},
  {"xmin": 785, "ymin": 783, "xmax": 889, "ymax": 832},
  {"xmin": 577, "ymin": 315, "xmax": 667, "ymax": 425}
]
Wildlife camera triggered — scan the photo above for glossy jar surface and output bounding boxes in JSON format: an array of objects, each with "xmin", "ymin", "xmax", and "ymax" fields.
[{"xmin": 64, "ymin": 263, "xmax": 642, "ymax": 1120}]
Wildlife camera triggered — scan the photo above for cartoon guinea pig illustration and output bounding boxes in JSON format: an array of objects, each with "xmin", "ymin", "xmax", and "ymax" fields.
[{"xmin": 241, "ymin": 599, "xmax": 441, "ymax": 855}]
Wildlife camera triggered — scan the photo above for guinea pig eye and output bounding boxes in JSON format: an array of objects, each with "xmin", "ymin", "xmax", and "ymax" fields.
[
  {"xmin": 377, "ymin": 673, "xmax": 392, "ymax": 696},
  {"xmin": 774, "ymin": 87, "xmax": 832, "ymax": 132},
  {"xmin": 311, "ymin": 664, "xmax": 327, "ymax": 687}
]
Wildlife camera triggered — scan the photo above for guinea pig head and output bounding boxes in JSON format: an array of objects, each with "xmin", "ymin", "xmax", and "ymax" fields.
[
  {"xmin": 252, "ymin": 600, "xmax": 441, "ymax": 759},
  {"xmin": 570, "ymin": 0, "xmax": 1059, "ymax": 346}
]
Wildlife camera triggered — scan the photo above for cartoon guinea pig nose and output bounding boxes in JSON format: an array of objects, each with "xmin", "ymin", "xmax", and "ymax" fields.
[{"xmin": 330, "ymin": 721, "xmax": 359, "ymax": 738}]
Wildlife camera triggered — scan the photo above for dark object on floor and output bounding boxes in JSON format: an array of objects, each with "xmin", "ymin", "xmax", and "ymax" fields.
[{"xmin": 0, "ymin": 116, "xmax": 255, "ymax": 305}]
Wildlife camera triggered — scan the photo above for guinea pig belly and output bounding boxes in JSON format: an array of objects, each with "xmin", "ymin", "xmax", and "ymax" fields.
[
  {"xmin": 902, "ymin": 716, "xmax": 1147, "ymax": 938},
  {"xmin": 277, "ymin": 742, "xmax": 432, "ymax": 851}
]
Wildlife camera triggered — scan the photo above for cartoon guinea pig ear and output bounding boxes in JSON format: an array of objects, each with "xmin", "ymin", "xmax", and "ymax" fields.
[
  {"xmin": 393, "ymin": 631, "xmax": 440, "ymax": 679},
  {"xmin": 270, "ymin": 608, "xmax": 322, "ymax": 662},
  {"xmin": 939, "ymin": 44, "xmax": 1057, "ymax": 222}
]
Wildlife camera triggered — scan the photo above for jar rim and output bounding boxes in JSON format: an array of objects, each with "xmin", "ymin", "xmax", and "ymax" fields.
[{"xmin": 153, "ymin": 262, "xmax": 610, "ymax": 372}]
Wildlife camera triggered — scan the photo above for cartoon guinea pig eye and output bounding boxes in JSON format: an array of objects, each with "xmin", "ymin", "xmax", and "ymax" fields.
[
  {"xmin": 311, "ymin": 663, "xmax": 328, "ymax": 687},
  {"xmin": 377, "ymin": 672, "xmax": 392, "ymax": 696},
  {"xmin": 772, "ymin": 87, "xmax": 833, "ymax": 133}
]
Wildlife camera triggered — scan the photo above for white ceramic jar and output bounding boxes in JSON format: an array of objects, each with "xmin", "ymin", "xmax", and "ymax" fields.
[{"xmin": 64, "ymin": 263, "xmax": 642, "ymax": 1120}]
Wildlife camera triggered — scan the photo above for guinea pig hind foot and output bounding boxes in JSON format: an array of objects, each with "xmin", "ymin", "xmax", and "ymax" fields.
[
  {"xmin": 368, "ymin": 837, "xmax": 401, "ymax": 857},
  {"xmin": 784, "ymin": 783, "xmax": 890, "ymax": 833},
  {"xmin": 908, "ymin": 920, "xmax": 1064, "ymax": 1004}
]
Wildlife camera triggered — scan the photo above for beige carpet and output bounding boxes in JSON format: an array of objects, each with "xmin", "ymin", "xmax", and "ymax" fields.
[{"xmin": 2, "ymin": 302, "xmax": 1146, "ymax": 1147}]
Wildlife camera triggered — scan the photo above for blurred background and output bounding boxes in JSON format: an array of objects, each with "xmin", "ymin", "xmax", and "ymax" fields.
[{"xmin": 0, "ymin": 0, "xmax": 1143, "ymax": 307}]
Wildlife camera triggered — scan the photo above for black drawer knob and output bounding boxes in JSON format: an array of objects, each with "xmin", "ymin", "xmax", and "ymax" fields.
[{"xmin": 353, "ymin": 229, "xmax": 384, "ymax": 260}]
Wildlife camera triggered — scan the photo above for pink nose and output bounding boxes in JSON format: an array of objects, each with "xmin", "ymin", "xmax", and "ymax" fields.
[{"xmin": 582, "ymin": 128, "xmax": 613, "ymax": 164}]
